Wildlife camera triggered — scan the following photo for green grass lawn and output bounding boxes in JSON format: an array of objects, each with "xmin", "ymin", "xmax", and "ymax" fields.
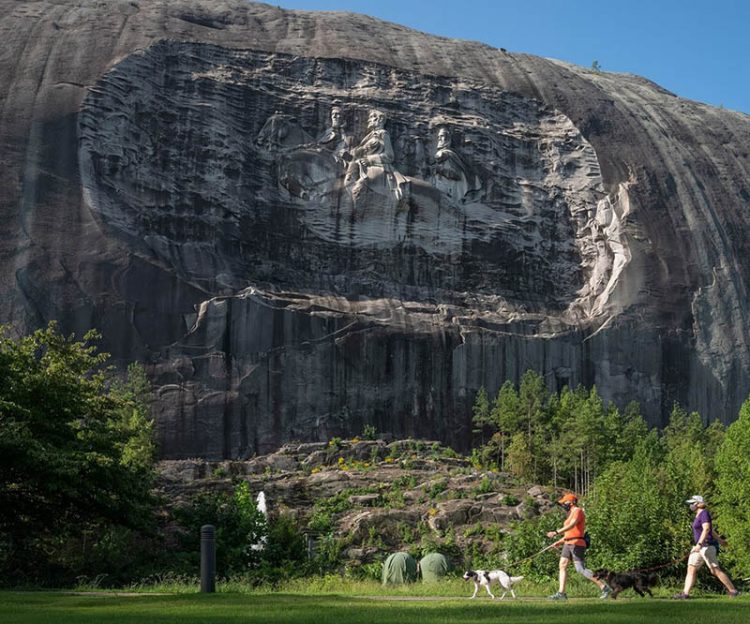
[{"xmin": 2, "ymin": 591, "xmax": 747, "ymax": 624}]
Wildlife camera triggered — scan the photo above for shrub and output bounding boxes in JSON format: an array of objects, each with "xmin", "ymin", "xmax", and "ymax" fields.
[
  {"xmin": 172, "ymin": 481, "xmax": 268, "ymax": 577},
  {"xmin": 501, "ymin": 494, "xmax": 520, "ymax": 506}
]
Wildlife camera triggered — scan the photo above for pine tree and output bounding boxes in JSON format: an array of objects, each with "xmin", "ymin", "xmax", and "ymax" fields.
[
  {"xmin": 506, "ymin": 431, "xmax": 534, "ymax": 480},
  {"xmin": 471, "ymin": 386, "xmax": 493, "ymax": 445},
  {"xmin": 490, "ymin": 380, "xmax": 520, "ymax": 471},
  {"xmin": 518, "ymin": 370, "xmax": 548, "ymax": 481}
]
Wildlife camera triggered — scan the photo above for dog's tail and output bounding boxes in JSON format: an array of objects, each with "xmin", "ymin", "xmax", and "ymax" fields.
[{"xmin": 510, "ymin": 576, "xmax": 524, "ymax": 584}]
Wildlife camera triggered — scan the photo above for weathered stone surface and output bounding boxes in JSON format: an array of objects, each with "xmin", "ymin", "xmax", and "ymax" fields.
[
  {"xmin": 427, "ymin": 500, "xmax": 481, "ymax": 532},
  {"xmin": 154, "ymin": 438, "xmax": 548, "ymax": 557},
  {"xmin": 348, "ymin": 494, "xmax": 380, "ymax": 507},
  {"xmin": 2, "ymin": 0, "xmax": 750, "ymax": 459}
]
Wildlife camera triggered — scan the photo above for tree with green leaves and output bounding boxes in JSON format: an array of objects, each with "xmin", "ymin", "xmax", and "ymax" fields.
[
  {"xmin": 585, "ymin": 435, "xmax": 687, "ymax": 571},
  {"xmin": 610, "ymin": 401, "xmax": 649, "ymax": 463},
  {"xmin": 491, "ymin": 380, "xmax": 520, "ymax": 471},
  {"xmin": 0, "ymin": 323, "xmax": 156, "ymax": 583},
  {"xmin": 573, "ymin": 386, "xmax": 606, "ymax": 493},
  {"xmin": 662, "ymin": 403, "xmax": 723, "ymax": 501},
  {"xmin": 471, "ymin": 386, "xmax": 492, "ymax": 445},
  {"xmin": 547, "ymin": 386, "xmax": 574, "ymax": 488},
  {"xmin": 714, "ymin": 398, "xmax": 750, "ymax": 574},
  {"xmin": 518, "ymin": 370, "xmax": 549, "ymax": 481},
  {"xmin": 506, "ymin": 431, "xmax": 534, "ymax": 481},
  {"xmin": 174, "ymin": 481, "xmax": 269, "ymax": 577}
]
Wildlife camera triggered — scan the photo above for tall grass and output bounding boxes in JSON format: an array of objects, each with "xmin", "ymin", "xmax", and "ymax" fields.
[{"xmin": 71, "ymin": 571, "xmax": 721, "ymax": 599}]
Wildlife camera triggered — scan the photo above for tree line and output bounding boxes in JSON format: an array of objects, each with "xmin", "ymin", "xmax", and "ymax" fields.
[
  {"xmin": 473, "ymin": 371, "xmax": 750, "ymax": 577},
  {"xmin": 471, "ymin": 370, "xmax": 656, "ymax": 492}
]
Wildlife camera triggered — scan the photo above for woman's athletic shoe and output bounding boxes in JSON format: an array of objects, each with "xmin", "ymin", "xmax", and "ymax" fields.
[
  {"xmin": 728, "ymin": 590, "xmax": 739, "ymax": 598},
  {"xmin": 672, "ymin": 592, "xmax": 690, "ymax": 599},
  {"xmin": 548, "ymin": 592, "xmax": 567, "ymax": 600}
]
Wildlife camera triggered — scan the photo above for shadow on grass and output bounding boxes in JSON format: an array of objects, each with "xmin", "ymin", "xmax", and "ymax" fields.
[{"xmin": 2, "ymin": 592, "xmax": 747, "ymax": 624}]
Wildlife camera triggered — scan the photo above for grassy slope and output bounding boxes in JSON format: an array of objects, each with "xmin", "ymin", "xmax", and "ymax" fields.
[{"xmin": 3, "ymin": 592, "xmax": 748, "ymax": 624}]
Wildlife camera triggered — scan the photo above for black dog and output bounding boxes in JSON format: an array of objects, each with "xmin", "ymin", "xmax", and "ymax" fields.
[{"xmin": 594, "ymin": 569, "xmax": 657, "ymax": 599}]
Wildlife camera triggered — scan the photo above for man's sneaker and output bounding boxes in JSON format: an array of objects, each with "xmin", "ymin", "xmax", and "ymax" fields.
[
  {"xmin": 548, "ymin": 591, "xmax": 567, "ymax": 601},
  {"xmin": 672, "ymin": 592, "xmax": 690, "ymax": 599},
  {"xmin": 599, "ymin": 585, "xmax": 612, "ymax": 599},
  {"xmin": 728, "ymin": 590, "xmax": 740, "ymax": 598}
]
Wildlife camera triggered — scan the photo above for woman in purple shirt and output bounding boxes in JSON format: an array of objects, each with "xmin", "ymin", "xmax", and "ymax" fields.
[{"xmin": 674, "ymin": 495, "xmax": 739, "ymax": 598}]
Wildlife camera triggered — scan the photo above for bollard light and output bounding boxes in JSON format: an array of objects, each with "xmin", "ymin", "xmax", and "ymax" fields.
[{"xmin": 200, "ymin": 524, "xmax": 216, "ymax": 593}]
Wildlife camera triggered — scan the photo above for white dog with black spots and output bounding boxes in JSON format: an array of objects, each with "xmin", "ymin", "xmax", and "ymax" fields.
[{"xmin": 462, "ymin": 570, "xmax": 524, "ymax": 599}]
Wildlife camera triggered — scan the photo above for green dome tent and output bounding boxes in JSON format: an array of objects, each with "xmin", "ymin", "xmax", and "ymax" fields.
[
  {"xmin": 419, "ymin": 552, "xmax": 450, "ymax": 583},
  {"xmin": 381, "ymin": 552, "xmax": 418, "ymax": 585}
]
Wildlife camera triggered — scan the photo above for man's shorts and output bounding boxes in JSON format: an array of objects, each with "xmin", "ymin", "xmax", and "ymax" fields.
[
  {"xmin": 560, "ymin": 544, "xmax": 586, "ymax": 562},
  {"xmin": 688, "ymin": 545, "xmax": 719, "ymax": 569}
]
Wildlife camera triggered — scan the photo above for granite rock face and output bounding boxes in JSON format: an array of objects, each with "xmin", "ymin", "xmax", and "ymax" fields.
[
  {"xmin": 2, "ymin": 1, "xmax": 750, "ymax": 458},
  {"xmin": 156, "ymin": 438, "xmax": 554, "ymax": 562}
]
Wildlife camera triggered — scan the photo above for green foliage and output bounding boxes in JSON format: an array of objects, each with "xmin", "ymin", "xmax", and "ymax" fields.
[
  {"xmin": 168, "ymin": 482, "xmax": 310, "ymax": 584},
  {"xmin": 471, "ymin": 387, "xmax": 492, "ymax": 444},
  {"xmin": 173, "ymin": 481, "xmax": 268, "ymax": 577},
  {"xmin": 506, "ymin": 432, "xmax": 534, "ymax": 480},
  {"xmin": 313, "ymin": 533, "xmax": 346, "ymax": 574},
  {"xmin": 484, "ymin": 524, "xmax": 505, "ymax": 543},
  {"xmin": 493, "ymin": 391, "xmax": 747, "ymax": 581},
  {"xmin": 439, "ymin": 446, "xmax": 459, "ymax": 459},
  {"xmin": 462, "ymin": 522, "xmax": 484, "ymax": 538},
  {"xmin": 344, "ymin": 560, "xmax": 382, "ymax": 581},
  {"xmin": 306, "ymin": 510, "xmax": 333, "ymax": 533},
  {"xmin": 585, "ymin": 438, "xmax": 686, "ymax": 571},
  {"xmin": 472, "ymin": 475, "xmax": 493, "ymax": 496},
  {"xmin": 307, "ymin": 486, "xmax": 384, "ymax": 531},
  {"xmin": 490, "ymin": 380, "xmax": 519, "ymax": 470},
  {"xmin": 397, "ymin": 521, "xmax": 417, "ymax": 544},
  {"xmin": 501, "ymin": 494, "xmax": 520, "ymax": 506},
  {"xmin": 392, "ymin": 475, "xmax": 418, "ymax": 489},
  {"xmin": 471, "ymin": 373, "xmax": 650, "ymax": 492},
  {"xmin": 426, "ymin": 479, "xmax": 449, "ymax": 500},
  {"xmin": 714, "ymin": 398, "xmax": 750, "ymax": 574},
  {"xmin": 502, "ymin": 513, "xmax": 561, "ymax": 581},
  {"xmin": 382, "ymin": 488, "xmax": 406, "ymax": 509},
  {"xmin": 0, "ymin": 323, "xmax": 156, "ymax": 585},
  {"xmin": 255, "ymin": 514, "xmax": 308, "ymax": 582}
]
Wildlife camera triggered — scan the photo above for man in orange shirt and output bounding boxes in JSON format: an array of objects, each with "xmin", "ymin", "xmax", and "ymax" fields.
[{"xmin": 545, "ymin": 493, "xmax": 611, "ymax": 600}]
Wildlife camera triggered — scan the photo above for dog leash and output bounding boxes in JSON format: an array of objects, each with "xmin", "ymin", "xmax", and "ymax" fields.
[
  {"xmin": 508, "ymin": 546, "xmax": 687, "ymax": 574},
  {"xmin": 626, "ymin": 554, "xmax": 689, "ymax": 574},
  {"xmin": 506, "ymin": 542, "xmax": 559, "ymax": 568}
]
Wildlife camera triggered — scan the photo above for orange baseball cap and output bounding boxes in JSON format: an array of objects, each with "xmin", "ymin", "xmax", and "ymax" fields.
[{"xmin": 557, "ymin": 493, "xmax": 578, "ymax": 505}]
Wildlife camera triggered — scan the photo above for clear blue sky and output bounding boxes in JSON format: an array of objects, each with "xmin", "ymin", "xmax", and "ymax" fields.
[{"xmin": 275, "ymin": 0, "xmax": 750, "ymax": 114}]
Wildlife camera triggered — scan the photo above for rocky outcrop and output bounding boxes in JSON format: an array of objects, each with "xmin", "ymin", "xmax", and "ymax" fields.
[
  {"xmin": 157, "ymin": 438, "xmax": 553, "ymax": 561},
  {"xmin": 2, "ymin": 1, "xmax": 750, "ymax": 458}
]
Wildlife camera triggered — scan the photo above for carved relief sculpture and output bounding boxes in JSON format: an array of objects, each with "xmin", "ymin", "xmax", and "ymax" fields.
[
  {"xmin": 316, "ymin": 105, "xmax": 353, "ymax": 166},
  {"xmin": 431, "ymin": 126, "xmax": 481, "ymax": 204},
  {"xmin": 344, "ymin": 108, "xmax": 409, "ymax": 209}
]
